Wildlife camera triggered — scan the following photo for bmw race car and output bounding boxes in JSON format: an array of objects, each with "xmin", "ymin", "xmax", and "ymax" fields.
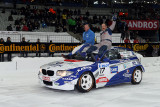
[{"xmin": 38, "ymin": 47, "xmax": 145, "ymax": 92}]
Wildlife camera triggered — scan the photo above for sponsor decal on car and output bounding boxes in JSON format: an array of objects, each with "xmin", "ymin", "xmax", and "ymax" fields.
[
  {"xmin": 110, "ymin": 66, "xmax": 118, "ymax": 73},
  {"xmin": 62, "ymin": 78, "xmax": 73, "ymax": 81},
  {"xmin": 96, "ymin": 77, "xmax": 109, "ymax": 83},
  {"xmin": 132, "ymin": 61, "xmax": 137, "ymax": 65},
  {"xmin": 99, "ymin": 68, "xmax": 105, "ymax": 76},
  {"xmin": 123, "ymin": 62, "xmax": 132, "ymax": 69},
  {"xmin": 98, "ymin": 63, "xmax": 109, "ymax": 68},
  {"xmin": 123, "ymin": 70, "xmax": 132, "ymax": 78},
  {"xmin": 77, "ymin": 66, "xmax": 92, "ymax": 72},
  {"xmin": 42, "ymin": 76, "xmax": 50, "ymax": 81},
  {"xmin": 98, "ymin": 63, "xmax": 109, "ymax": 76}
]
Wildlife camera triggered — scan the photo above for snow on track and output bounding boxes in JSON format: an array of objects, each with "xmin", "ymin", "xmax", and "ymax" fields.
[{"xmin": 0, "ymin": 57, "xmax": 160, "ymax": 107}]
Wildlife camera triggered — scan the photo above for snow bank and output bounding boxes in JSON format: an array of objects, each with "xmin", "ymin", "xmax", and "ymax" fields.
[
  {"xmin": 0, "ymin": 57, "xmax": 64, "ymax": 72},
  {"xmin": 0, "ymin": 57, "xmax": 160, "ymax": 107}
]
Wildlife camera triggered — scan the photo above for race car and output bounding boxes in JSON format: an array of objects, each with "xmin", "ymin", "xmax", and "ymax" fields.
[{"xmin": 38, "ymin": 47, "xmax": 145, "ymax": 92}]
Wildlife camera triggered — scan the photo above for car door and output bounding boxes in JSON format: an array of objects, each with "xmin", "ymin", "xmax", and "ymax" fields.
[{"xmin": 107, "ymin": 50, "xmax": 126, "ymax": 83}]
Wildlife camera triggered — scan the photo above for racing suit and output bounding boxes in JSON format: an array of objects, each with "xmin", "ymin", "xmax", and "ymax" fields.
[
  {"xmin": 68, "ymin": 29, "xmax": 95, "ymax": 56},
  {"xmin": 86, "ymin": 17, "xmax": 116, "ymax": 57}
]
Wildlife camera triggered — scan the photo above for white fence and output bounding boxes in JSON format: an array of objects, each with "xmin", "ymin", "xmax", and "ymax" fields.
[
  {"xmin": 0, "ymin": 31, "xmax": 80, "ymax": 43},
  {"xmin": 0, "ymin": 31, "xmax": 121, "ymax": 43}
]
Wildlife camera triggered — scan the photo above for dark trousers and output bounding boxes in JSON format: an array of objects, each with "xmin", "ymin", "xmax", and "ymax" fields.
[
  {"xmin": 0, "ymin": 53, "xmax": 4, "ymax": 62},
  {"xmin": 36, "ymin": 52, "xmax": 41, "ymax": 57},
  {"xmin": 7, "ymin": 53, "xmax": 12, "ymax": 61},
  {"xmin": 49, "ymin": 53, "xmax": 54, "ymax": 57},
  {"xmin": 21, "ymin": 52, "xmax": 28, "ymax": 57}
]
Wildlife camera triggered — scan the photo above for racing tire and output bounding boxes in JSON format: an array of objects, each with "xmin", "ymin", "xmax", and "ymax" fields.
[
  {"xmin": 76, "ymin": 72, "xmax": 94, "ymax": 92},
  {"xmin": 131, "ymin": 68, "xmax": 142, "ymax": 84}
]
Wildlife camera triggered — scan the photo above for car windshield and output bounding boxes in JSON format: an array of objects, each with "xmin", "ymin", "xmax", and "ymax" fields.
[{"xmin": 70, "ymin": 48, "xmax": 124, "ymax": 62}]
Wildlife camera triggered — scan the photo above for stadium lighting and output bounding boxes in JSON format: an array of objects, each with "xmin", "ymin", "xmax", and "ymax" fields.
[
  {"xmin": 94, "ymin": 1, "xmax": 98, "ymax": 4},
  {"xmin": 102, "ymin": 1, "xmax": 106, "ymax": 4}
]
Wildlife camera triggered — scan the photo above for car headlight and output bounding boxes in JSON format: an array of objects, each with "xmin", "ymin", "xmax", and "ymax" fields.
[
  {"xmin": 56, "ymin": 70, "xmax": 74, "ymax": 77},
  {"xmin": 39, "ymin": 68, "xmax": 42, "ymax": 73}
]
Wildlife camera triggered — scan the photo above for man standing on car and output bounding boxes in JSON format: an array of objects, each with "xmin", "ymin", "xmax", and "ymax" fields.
[
  {"xmin": 63, "ymin": 23, "xmax": 95, "ymax": 59},
  {"xmin": 86, "ymin": 15, "xmax": 117, "ymax": 57}
]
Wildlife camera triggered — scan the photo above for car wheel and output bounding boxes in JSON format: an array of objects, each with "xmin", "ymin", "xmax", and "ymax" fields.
[
  {"xmin": 131, "ymin": 68, "xmax": 142, "ymax": 84},
  {"xmin": 76, "ymin": 72, "xmax": 94, "ymax": 92}
]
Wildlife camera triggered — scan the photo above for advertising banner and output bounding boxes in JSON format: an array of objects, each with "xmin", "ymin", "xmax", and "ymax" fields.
[
  {"xmin": 0, "ymin": 43, "xmax": 159, "ymax": 53},
  {"xmin": 122, "ymin": 20, "xmax": 159, "ymax": 30}
]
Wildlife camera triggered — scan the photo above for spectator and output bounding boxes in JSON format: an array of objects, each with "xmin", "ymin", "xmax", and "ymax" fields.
[
  {"xmin": 74, "ymin": 9, "xmax": 77, "ymax": 15},
  {"xmin": 28, "ymin": 25, "xmax": 33, "ymax": 31},
  {"xmin": 21, "ymin": 37, "xmax": 28, "ymax": 57},
  {"xmin": 93, "ymin": 14, "xmax": 97, "ymax": 24},
  {"xmin": 55, "ymin": 26, "xmax": 61, "ymax": 32},
  {"xmin": 42, "ymin": 22, "xmax": 47, "ymax": 28},
  {"xmin": 62, "ymin": 13, "xmax": 67, "ymax": 26},
  {"xmin": 12, "ymin": 25, "xmax": 16, "ymax": 31},
  {"xmin": 146, "ymin": 38, "xmax": 150, "ymax": 43},
  {"xmin": 15, "ymin": 18, "xmax": 20, "ymax": 25},
  {"xmin": 49, "ymin": 40, "xmax": 54, "ymax": 57},
  {"xmin": 16, "ymin": 25, "xmax": 21, "ymax": 31},
  {"xmin": 6, "ymin": 24, "xmax": 13, "ymax": 31},
  {"xmin": 124, "ymin": 36, "xmax": 130, "ymax": 43},
  {"xmin": 8, "ymin": 15, "xmax": 13, "ymax": 21},
  {"xmin": 22, "ymin": 25, "xmax": 29, "ymax": 31},
  {"xmin": 145, "ymin": 44, "xmax": 153, "ymax": 57},
  {"xmin": 0, "ymin": 38, "xmax": 4, "ymax": 62},
  {"xmin": 133, "ymin": 37, "xmax": 139, "ymax": 43},
  {"xmin": 36, "ymin": 39, "xmax": 41, "ymax": 57},
  {"xmin": 68, "ymin": 17, "xmax": 72, "ymax": 31},
  {"xmin": 71, "ymin": 18, "xmax": 76, "ymax": 32},
  {"xmin": 6, "ymin": 37, "xmax": 12, "ymax": 61},
  {"xmin": 78, "ymin": 9, "xmax": 81, "ymax": 15},
  {"xmin": 2, "ymin": 8, "xmax": 5, "ymax": 13},
  {"xmin": 86, "ymin": 11, "xmax": 90, "ymax": 17},
  {"xmin": 62, "ymin": 26, "xmax": 67, "ymax": 32}
]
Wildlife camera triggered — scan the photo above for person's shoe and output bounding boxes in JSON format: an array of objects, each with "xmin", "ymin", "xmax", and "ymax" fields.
[
  {"xmin": 62, "ymin": 54, "xmax": 72, "ymax": 59},
  {"xmin": 91, "ymin": 53, "xmax": 96, "ymax": 62}
]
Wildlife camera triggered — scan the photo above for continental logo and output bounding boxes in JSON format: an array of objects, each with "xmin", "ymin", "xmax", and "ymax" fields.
[
  {"xmin": 133, "ymin": 44, "xmax": 149, "ymax": 51},
  {"xmin": 118, "ymin": 43, "xmax": 159, "ymax": 51},
  {"xmin": 49, "ymin": 44, "xmax": 79, "ymax": 52},
  {"xmin": 0, "ymin": 44, "xmax": 44, "ymax": 53},
  {"xmin": 118, "ymin": 44, "xmax": 132, "ymax": 49}
]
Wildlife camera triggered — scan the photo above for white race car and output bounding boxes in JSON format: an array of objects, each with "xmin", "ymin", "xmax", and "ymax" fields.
[{"xmin": 38, "ymin": 47, "xmax": 145, "ymax": 92}]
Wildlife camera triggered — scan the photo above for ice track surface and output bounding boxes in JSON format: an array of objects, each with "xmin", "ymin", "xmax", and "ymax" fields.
[{"xmin": 0, "ymin": 57, "xmax": 160, "ymax": 107}]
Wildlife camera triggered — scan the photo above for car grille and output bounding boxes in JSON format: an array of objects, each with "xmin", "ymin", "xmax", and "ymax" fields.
[
  {"xmin": 42, "ymin": 69, "xmax": 47, "ymax": 75},
  {"xmin": 42, "ymin": 69, "xmax": 54, "ymax": 76},
  {"xmin": 47, "ymin": 70, "xmax": 54, "ymax": 76},
  {"xmin": 43, "ymin": 80, "xmax": 52, "ymax": 86}
]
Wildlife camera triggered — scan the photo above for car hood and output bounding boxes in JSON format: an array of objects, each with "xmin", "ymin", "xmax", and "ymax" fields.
[{"xmin": 40, "ymin": 59, "xmax": 94, "ymax": 71}]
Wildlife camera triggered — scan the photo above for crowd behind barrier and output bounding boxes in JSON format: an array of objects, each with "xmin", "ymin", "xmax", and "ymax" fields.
[{"xmin": 0, "ymin": 42, "xmax": 159, "ymax": 62}]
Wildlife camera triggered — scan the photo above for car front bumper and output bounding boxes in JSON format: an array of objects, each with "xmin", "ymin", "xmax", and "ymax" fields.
[{"xmin": 38, "ymin": 74, "xmax": 77, "ymax": 91}]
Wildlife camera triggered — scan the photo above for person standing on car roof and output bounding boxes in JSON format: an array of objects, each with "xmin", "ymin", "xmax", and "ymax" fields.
[
  {"xmin": 86, "ymin": 15, "xmax": 117, "ymax": 58},
  {"xmin": 63, "ymin": 23, "xmax": 95, "ymax": 59}
]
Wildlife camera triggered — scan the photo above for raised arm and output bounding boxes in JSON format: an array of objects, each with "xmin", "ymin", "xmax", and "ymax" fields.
[
  {"xmin": 109, "ymin": 21, "xmax": 116, "ymax": 31},
  {"xmin": 109, "ymin": 15, "xmax": 117, "ymax": 31}
]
